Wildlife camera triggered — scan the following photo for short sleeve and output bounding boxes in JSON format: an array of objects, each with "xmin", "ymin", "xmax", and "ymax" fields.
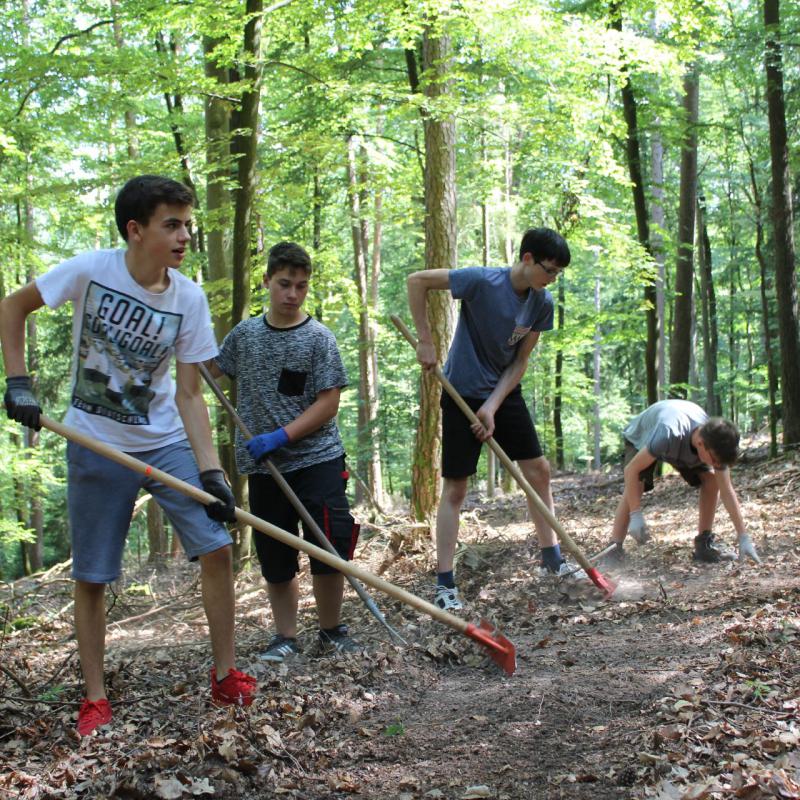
[
  {"xmin": 173, "ymin": 288, "xmax": 218, "ymax": 363},
  {"xmin": 215, "ymin": 325, "xmax": 240, "ymax": 378},
  {"xmin": 448, "ymin": 268, "xmax": 483, "ymax": 301},
  {"xmin": 35, "ymin": 253, "xmax": 92, "ymax": 309}
]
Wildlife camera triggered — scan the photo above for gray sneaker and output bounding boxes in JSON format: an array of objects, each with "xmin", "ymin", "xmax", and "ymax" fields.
[
  {"xmin": 258, "ymin": 634, "xmax": 300, "ymax": 663},
  {"xmin": 537, "ymin": 560, "xmax": 589, "ymax": 581},
  {"xmin": 434, "ymin": 584, "xmax": 463, "ymax": 611},
  {"xmin": 318, "ymin": 624, "xmax": 362, "ymax": 655}
]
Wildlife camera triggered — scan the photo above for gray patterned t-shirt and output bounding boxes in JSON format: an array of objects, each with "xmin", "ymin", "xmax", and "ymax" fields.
[{"xmin": 216, "ymin": 315, "xmax": 347, "ymax": 474}]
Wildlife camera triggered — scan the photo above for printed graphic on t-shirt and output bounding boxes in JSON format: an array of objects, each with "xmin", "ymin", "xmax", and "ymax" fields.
[
  {"xmin": 73, "ymin": 282, "xmax": 182, "ymax": 424},
  {"xmin": 507, "ymin": 325, "xmax": 532, "ymax": 347}
]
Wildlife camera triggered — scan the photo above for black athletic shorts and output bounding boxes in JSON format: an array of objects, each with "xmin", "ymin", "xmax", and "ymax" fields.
[
  {"xmin": 248, "ymin": 456, "xmax": 359, "ymax": 584},
  {"xmin": 441, "ymin": 389, "xmax": 542, "ymax": 479},
  {"xmin": 622, "ymin": 440, "xmax": 709, "ymax": 492}
]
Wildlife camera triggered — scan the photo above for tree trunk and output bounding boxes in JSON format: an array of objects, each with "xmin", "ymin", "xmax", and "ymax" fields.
[
  {"xmin": 610, "ymin": 5, "xmax": 657, "ymax": 405},
  {"xmin": 764, "ymin": 0, "xmax": 800, "ymax": 445},
  {"xmin": 593, "ymin": 275, "xmax": 601, "ymax": 469},
  {"xmin": 696, "ymin": 194, "xmax": 721, "ymax": 415},
  {"xmin": 409, "ymin": 28, "xmax": 457, "ymax": 524},
  {"xmin": 748, "ymin": 156, "xmax": 779, "ymax": 455},
  {"xmin": 554, "ymin": 280, "xmax": 565, "ymax": 470},
  {"xmin": 203, "ymin": 34, "xmax": 245, "ymax": 562},
  {"xmin": 650, "ymin": 128, "xmax": 667, "ymax": 398},
  {"xmin": 669, "ymin": 65, "xmax": 699, "ymax": 397},
  {"xmin": 346, "ymin": 136, "xmax": 384, "ymax": 510},
  {"xmin": 146, "ymin": 499, "xmax": 168, "ymax": 563}
]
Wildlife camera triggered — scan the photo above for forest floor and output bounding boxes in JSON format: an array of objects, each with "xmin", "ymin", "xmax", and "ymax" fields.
[{"xmin": 1, "ymin": 447, "xmax": 799, "ymax": 800}]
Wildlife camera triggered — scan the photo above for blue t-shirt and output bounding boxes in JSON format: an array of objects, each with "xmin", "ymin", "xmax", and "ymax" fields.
[{"xmin": 443, "ymin": 267, "xmax": 554, "ymax": 398}]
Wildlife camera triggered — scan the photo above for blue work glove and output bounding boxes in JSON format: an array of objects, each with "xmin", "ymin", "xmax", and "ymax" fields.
[
  {"xmin": 246, "ymin": 427, "xmax": 290, "ymax": 463},
  {"xmin": 4, "ymin": 376, "xmax": 42, "ymax": 431},
  {"xmin": 199, "ymin": 469, "xmax": 236, "ymax": 522}
]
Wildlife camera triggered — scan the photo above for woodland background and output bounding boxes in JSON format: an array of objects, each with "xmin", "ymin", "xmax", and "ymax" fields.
[{"xmin": 1, "ymin": 0, "xmax": 798, "ymax": 580}]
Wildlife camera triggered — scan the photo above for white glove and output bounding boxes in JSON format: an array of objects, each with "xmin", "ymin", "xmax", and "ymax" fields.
[
  {"xmin": 737, "ymin": 532, "xmax": 761, "ymax": 564},
  {"xmin": 627, "ymin": 509, "xmax": 650, "ymax": 545}
]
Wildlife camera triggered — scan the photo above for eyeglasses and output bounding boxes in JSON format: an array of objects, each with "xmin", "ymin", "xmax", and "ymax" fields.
[{"xmin": 535, "ymin": 260, "xmax": 564, "ymax": 277}]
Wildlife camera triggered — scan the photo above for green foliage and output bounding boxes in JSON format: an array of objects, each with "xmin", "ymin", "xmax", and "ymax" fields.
[{"xmin": 0, "ymin": 0, "xmax": 793, "ymax": 574}]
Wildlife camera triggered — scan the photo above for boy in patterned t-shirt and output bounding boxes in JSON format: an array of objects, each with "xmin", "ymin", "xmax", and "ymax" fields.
[
  {"xmin": 210, "ymin": 241, "xmax": 361, "ymax": 662},
  {"xmin": 0, "ymin": 175, "xmax": 255, "ymax": 736}
]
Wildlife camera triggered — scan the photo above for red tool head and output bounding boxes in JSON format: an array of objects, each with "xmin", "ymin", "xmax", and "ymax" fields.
[
  {"xmin": 465, "ymin": 619, "xmax": 516, "ymax": 675},
  {"xmin": 586, "ymin": 567, "xmax": 617, "ymax": 599}
]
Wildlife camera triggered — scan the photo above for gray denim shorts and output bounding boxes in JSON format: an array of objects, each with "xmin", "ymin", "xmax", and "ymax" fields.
[{"xmin": 67, "ymin": 439, "xmax": 232, "ymax": 583}]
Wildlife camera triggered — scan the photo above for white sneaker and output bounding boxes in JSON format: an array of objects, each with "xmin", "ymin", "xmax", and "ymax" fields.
[
  {"xmin": 434, "ymin": 585, "xmax": 463, "ymax": 611},
  {"xmin": 537, "ymin": 561, "xmax": 588, "ymax": 581}
]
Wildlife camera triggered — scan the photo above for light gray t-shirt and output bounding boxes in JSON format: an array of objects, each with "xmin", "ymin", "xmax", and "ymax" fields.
[
  {"xmin": 623, "ymin": 399, "xmax": 710, "ymax": 470},
  {"xmin": 443, "ymin": 267, "xmax": 554, "ymax": 399},
  {"xmin": 215, "ymin": 315, "xmax": 347, "ymax": 474}
]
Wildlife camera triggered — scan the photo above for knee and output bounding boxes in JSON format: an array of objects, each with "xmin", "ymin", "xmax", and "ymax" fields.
[
  {"xmin": 199, "ymin": 544, "xmax": 233, "ymax": 573},
  {"xmin": 441, "ymin": 479, "xmax": 468, "ymax": 508},
  {"xmin": 524, "ymin": 457, "xmax": 551, "ymax": 487}
]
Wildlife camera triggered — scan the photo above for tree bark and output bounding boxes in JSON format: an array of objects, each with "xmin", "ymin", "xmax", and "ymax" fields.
[
  {"xmin": 345, "ymin": 136, "xmax": 384, "ymax": 510},
  {"xmin": 610, "ymin": 5, "xmax": 658, "ymax": 405},
  {"xmin": 146, "ymin": 499, "xmax": 168, "ymax": 563},
  {"xmin": 764, "ymin": 0, "xmax": 800, "ymax": 445},
  {"xmin": 669, "ymin": 65, "xmax": 699, "ymax": 397},
  {"xmin": 409, "ymin": 27, "xmax": 457, "ymax": 524},
  {"xmin": 554, "ymin": 280, "xmax": 565, "ymax": 470},
  {"xmin": 650, "ymin": 128, "xmax": 667, "ymax": 398},
  {"xmin": 696, "ymin": 194, "xmax": 721, "ymax": 415}
]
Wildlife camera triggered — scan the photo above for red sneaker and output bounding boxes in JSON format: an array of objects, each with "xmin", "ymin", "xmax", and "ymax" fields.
[
  {"xmin": 210, "ymin": 667, "xmax": 256, "ymax": 707},
  {"xmin": 77, "ymin": 698, "xmax": 112, "ymax": 736}
]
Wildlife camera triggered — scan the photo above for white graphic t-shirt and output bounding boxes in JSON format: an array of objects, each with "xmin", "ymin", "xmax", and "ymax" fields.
[{"xmin": 36, "ymin": 249, "xmax": 218, "ymax": 451}]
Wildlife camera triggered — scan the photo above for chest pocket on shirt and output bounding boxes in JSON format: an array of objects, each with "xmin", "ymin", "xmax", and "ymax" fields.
[{"xmin": 278, "ymin": 368, "xmax": 307, "ymax": 396}]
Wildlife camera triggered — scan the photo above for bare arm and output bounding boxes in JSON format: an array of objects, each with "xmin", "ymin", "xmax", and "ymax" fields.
[
  {"xmin": 283, "ymin": 387, "xmax": 340, "ymax": 443},
  {"xmin": 0, "ymin": 282, "xmax": 46, "ymax": 375},
  {"xmin": 175, "ymin": 360, "xmax": 222, "ymax": 473},
  {"xmin": 203, "ymin": 358, "xmax": 225, "ymax": 380},
  {"xmin": 714, "ymin": 467, "xmax": 746, "ymax": 535},
  {"xmin": 622, "ymin": 447, "xmax": 656, "ymax": 513},
  {"xmin": 406, "ymin": 269, "xmax": 451, "ymax": 369}
]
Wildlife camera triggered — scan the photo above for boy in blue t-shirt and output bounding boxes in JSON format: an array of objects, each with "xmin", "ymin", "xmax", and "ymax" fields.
[{"xmin": 407, "ymin": 227, "xmax": 582, "ymax": 611}]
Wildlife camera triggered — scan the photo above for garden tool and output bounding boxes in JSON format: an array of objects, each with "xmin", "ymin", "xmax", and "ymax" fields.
[
  {"xmin": 198, "ymin": 362, "xmax": 405, "ymax": 646},
  {"xmin": 40, "ymin": 414, "xmax": 516, "ymax": 675},
  {"xmin": 390, "ymin": 314, "xmax": 616, "ymax": 600}
]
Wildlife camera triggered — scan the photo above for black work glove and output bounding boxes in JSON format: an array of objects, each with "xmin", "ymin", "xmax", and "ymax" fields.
[
  {"xmin": 199, "ymin": 469, "xmax": 236, "ymax": 523},
  {"xmin": 4, "ymin": 375, "xmax": 42, "ymax": 431}
]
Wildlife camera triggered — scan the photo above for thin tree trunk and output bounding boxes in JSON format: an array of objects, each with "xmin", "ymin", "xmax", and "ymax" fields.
[
  {"xmin": 748, "ymin": 157, "xmax": 779, "ymax": 455},
  {"xmin": 669, "ymin": 65, "xmax": 699, "ymax": 396},
  {"xmin": 764, "ymin": 0, "xmax": 800, "ymax": 445},
  {"xmin": 610, "ymin": 5, "xmax": 657, "ymax": 405},
  {"xmin": 650, "ymin": 128, "xmax": 667, "ymax": 397},
  {"xmin": 593, "ymin": 275, "xmax": 601, "ymax": 469},
  {"xmin": 696, "ymin": 194, "xmax": 721, "ymax": 415},
  {"xmin": 554, "ymin": 281, "xmax": 565, "ymax": 470},
  {"xmin": 346, "ymin": 137, "xmax": 384, "ymax": 510},
  {"xmin": 146, "ymin": 499, "xmax": 167, "ymax": 563}
]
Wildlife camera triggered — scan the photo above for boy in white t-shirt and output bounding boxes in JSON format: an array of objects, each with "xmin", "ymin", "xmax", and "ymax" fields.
[{"xmin": 0, "ymin": 175, "xmax": 256, "ymax": 736}]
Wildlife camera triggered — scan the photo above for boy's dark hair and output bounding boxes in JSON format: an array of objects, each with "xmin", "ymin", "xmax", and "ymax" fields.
[
  {"xmin": 115, "ymin": 175, "xmax": 194, "ymax": 241},
  {"xmin": 519, "ymin": 227, "xmax": 571, "ymax": 267},
  {"xmin": 267, "ymin": 241, "xmax": 313, "ymax": 278},
  {"xmin": 699, "ymin": 417, "xmax": 740, "ymax": 466}
]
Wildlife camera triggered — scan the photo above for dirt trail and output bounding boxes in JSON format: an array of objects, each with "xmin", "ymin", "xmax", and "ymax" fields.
[{"xmin": 1, "ymin": 458, "xmax": 798, "ymax": 799}]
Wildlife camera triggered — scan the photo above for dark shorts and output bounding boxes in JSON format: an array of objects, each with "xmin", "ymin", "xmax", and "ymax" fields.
[
  {"xmin": 441, "ymin": 389, "xmax": 542, "ymax": 479},
  {"xmin": 622, "ymin": 440, "xmax": 709, "ymax": 492},
  {"xmin": 248, "ymin": 456, "xmax": 359, "ymax": 584}
]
